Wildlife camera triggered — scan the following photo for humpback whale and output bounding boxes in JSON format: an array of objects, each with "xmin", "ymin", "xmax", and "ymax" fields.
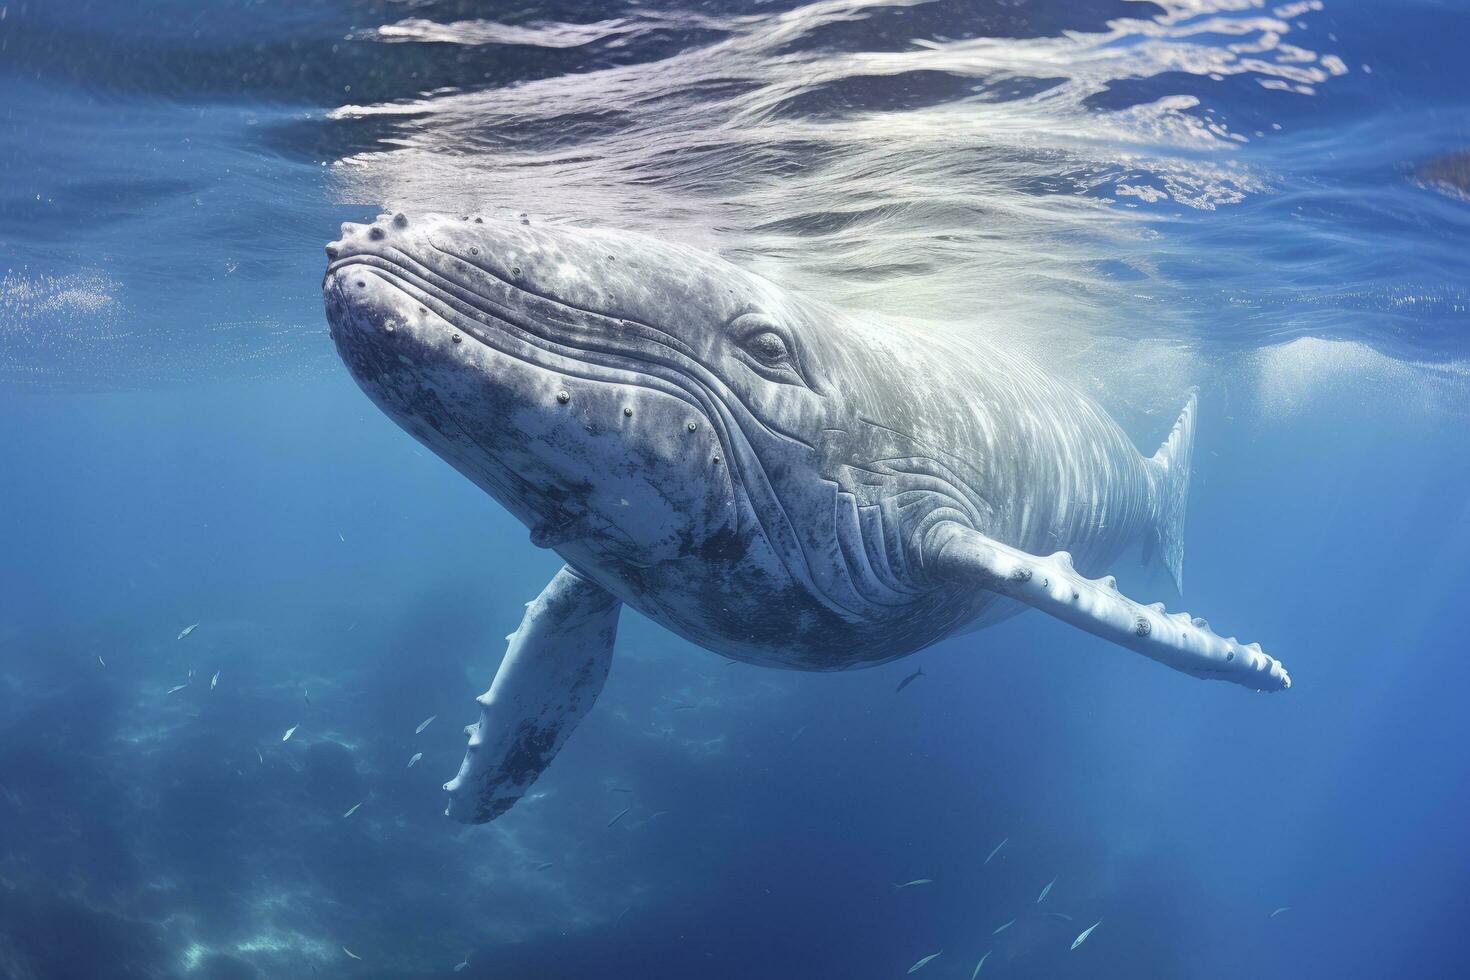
[{"xmin": 323, "ymin": 211, "xmax": 1290, "ymax": 824}]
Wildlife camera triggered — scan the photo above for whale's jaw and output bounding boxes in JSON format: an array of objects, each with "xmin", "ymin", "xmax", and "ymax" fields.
[{"xmin": 322, "ymin": 213, "xmax": 740, "ymax": 565}]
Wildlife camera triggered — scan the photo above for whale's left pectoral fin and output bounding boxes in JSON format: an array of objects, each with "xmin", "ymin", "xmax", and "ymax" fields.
[
  {"xmin": 444, "ymin": 566, "xmax": 622, "ymax": 824},
  {"xmin": 927, "ymin": 523, "xmax": 1290, "ymax": 692}
]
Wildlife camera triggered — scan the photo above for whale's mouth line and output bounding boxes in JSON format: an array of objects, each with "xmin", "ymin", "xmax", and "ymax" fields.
[{"xmin": 329, "ymin": 252, "xmax": 718, "ymax": 414}]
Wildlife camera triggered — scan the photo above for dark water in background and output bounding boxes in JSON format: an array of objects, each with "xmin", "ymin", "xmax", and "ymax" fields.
[{"xmin": 2, "ymin": 1, "xmax": 1469, "ymax": 978}]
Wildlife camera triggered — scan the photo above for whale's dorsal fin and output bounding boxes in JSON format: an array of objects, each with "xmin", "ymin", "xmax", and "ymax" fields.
[
  {"xmin": 925, "ymin": 522, "xmax": 1289, "ymax": 692},
  {"xmin": 1147, "ymin": 389, "xmax": 1197, "ymax": 594},
  {"xmin": 444, "ymin": 566, "xmax": 622, "ymax": 824}
]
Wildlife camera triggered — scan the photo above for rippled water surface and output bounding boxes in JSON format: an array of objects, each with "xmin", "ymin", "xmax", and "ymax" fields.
[{"xmin": 2, "ymin": 2, "xmax": 1468, "ymax": 978}]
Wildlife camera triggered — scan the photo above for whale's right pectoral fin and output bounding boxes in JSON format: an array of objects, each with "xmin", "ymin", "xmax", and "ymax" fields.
[
  {"xmin": 926, "ymin": 523, "xmax": 1290, "ymax": 692},
  {"xmin": 444, "ymin": 566, "xmax": 622, "ymax": 824}
]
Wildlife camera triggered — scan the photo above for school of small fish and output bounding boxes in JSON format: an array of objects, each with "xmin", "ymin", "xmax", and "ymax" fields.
[
  {"xmin": 129, "ymin": 616, "xmax": 731, "ymax": 969},
  {"xmin": 891, "ymin": 835, "xmax": 1138, "ymax": 972},
  {"xmin": 141, "ymin": 615, "xmax": 1177, "ymax": 973}
]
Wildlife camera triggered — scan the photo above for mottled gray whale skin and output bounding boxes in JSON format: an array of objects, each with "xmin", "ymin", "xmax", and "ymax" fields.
[{"xmin": 323, "ymin": 211, "xmax": 1289, "ymax": 823}]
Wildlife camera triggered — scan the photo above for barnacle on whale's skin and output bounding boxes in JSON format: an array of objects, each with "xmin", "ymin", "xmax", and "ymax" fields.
[{"xmin": 323, "ymin": 211, "xmax": 1288, "ymax": 825}]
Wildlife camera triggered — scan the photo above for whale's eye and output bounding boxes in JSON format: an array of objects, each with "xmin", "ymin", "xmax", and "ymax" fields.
[
  {"xmin": 730, "ymin": 313, "xmax": 805, "ymax": 386},
  {"xmin": 746, "ymin": 330, "xmax": 790, "ymax": 366}
]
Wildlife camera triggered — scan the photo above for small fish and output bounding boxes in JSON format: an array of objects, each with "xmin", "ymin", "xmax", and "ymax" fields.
[
  {"xmin": 210, "ymin": 670, "xmax": 220, "ymax": 691},
  {"xmin": 649, "ymin": 810, "xmax": 669, "ymax": 819},
  {"xmin": 1037, "ymin": 876, "xmax": 1056, "ymax": 903},
  {"xmin": 282, "ymin": 723, "xmax": 299, "ymax": 742},
  {"xmin": 615, "ymin": 906, "xmax": 632, "ymax": 925},
  {"xmin": 415, "ymin": 714, "xmax": 437, "ymax": 735},
  {"xmin": 907, "ymin": 951, "xmax": 942, "ymax": 974},
  {"xmin": 408, "ymin": 752, "xmax": 423, "ymax": 768},
  {"xmin": 1041, "ymin": 911, "xmax": 1073, "ymax": 922},
  {"xmin": 97, "ymin": 655, "xmax": 106, "ymax": 668},
  {"xmin": 611, "ymin": 786, "xmax": 634, "ymax": 794},
  {"xmin": 1270, "ymin": 906, "xmax": 1291, "ymax": 918},
  {"xmin": 338, "ymin": 531, "xmax": 345, "ymax": 543},
  {"xmin": 303, "ymin": 688, "xmax": 311, "ymax": 705},
  {"xmin": 790, "ymin": 725, "xmax": 807, "ymax": 742},
  {"xmin": 971, "ymin": 950, "xmax": 991, "ymax": 979},
  {"xmin": 342, "ymin": 946, "xmax": 362, "ymax": 960},
  {"xmin": 343, "ymin": 802, "xmax": 362, "ymax": 818},
  {"xmin": 607, "ymin": 806, "xmax": 631, "ymax": 828},
  {"xmin": 1071, "ymin": 920, "xmax": 1101, "ymax": 950},
  {"xmin": 895, "ymin": 666, "xmax": 924, "ymax": 693},
  {"xmin": 453, "ymin": 953, "xmax": 470, "ymax": 972},
  {"xmin": 535, "ymin": 862, "xmax": 554, "ymax": 871},
  {"xmin": 894, "ymin": 879, "xmax": 933, "ymax": 889},
  {"xmin": 992, "ymin": 919, "xmax": 1016, "ymax": 935},
  {"xmin": 177, "ymin": 623, "xmax": 199, "ymax": 640},
  {"xmin": 672, "ymin": 704, "xmax": 697, "ymax": 711},
  {"xmin": 984, "ymin": 837, "xmax": 1008, "ymax": 865},
  {"xmin": 167, "ymin": 683, "xmax": 188, "ymax": 695}
]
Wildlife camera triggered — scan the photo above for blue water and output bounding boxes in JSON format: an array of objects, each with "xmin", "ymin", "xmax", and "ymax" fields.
[{"xmin": 3, "ymin": 1, "xmax": 1468, "ymax": 978}]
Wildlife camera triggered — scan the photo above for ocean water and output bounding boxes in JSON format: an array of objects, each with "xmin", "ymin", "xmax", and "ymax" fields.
[{"xmin": 2, "ymin": 1, "xmax": 1468, "ymax": 977}]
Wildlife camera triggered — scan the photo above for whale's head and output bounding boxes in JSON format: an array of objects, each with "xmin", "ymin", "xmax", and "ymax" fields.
[{"xmin": 323, "ymin": 212, "xmax": 843, "ymax": 580}]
